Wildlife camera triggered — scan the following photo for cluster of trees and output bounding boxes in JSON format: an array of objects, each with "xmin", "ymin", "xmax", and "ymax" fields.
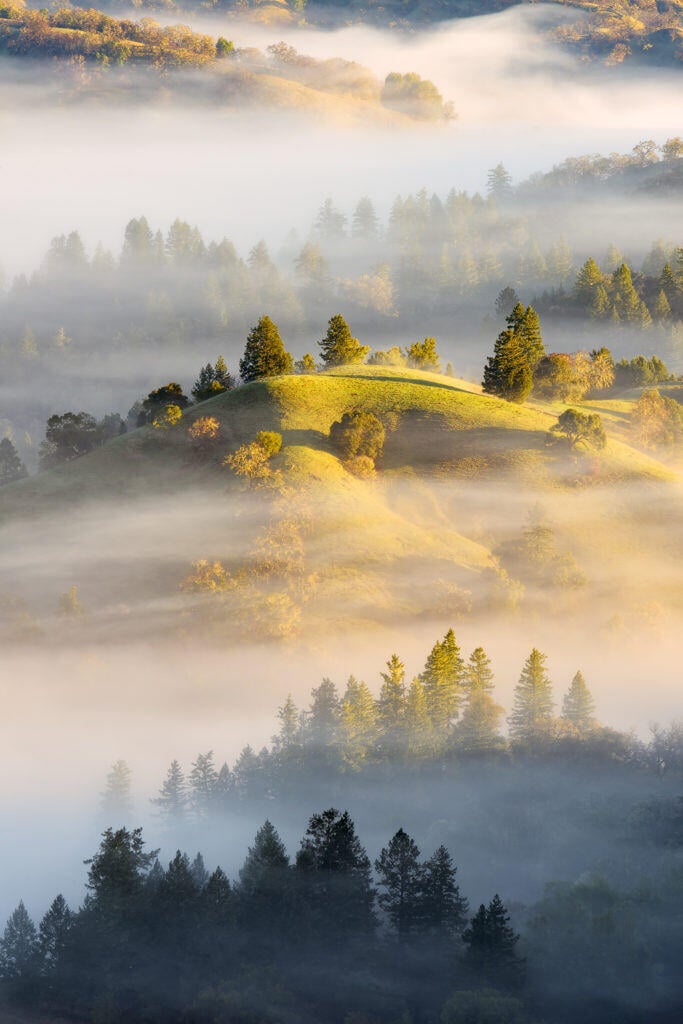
[
  {"xmin": 539, "ymin": 252, "xmax": 683, "ymax": 328},
  {"xmin": 0, "ymin": 5, "xmax": 219, "ymax": 66},
  {"xmin": 0, "ymin": 814, "xmax": 527, "ymax": 1023},
  {"xmin": 116, "ymin": 634, "xmax": 683, "ymax": 827}
]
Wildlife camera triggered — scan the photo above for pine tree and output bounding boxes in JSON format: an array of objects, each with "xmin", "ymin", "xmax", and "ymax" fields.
[
  {"xmin": 421, "ymin": 845, "xmax": 469, "ymax": 938},
  {"xmin": 340, "ymin": 676, "xmax": 377, "ymax": 768},
  {"xmin": 506, "ymin": 303, "xmax": 544, "ymax": 367},
  {"xmin": 191, "ymin": 852, "xmax": 209, "ymax": 890},
  {"xmin": 466, "ymin": 647, "xmax": 495, "ymax": 692},
  {"xmin": 192, "ymin": 356, "xmax": 233, "ymax": 401},
  {"xmin": 604, "ymin": 243, "xmax": 624, "ymax": 273},
  {"xmin": 308, "ymin": 678, "xmax": 341, "ymax": 748},
  {"xmin": 482, "ymin": 328, "xmax": 533, "ymax": 404},
  {"xmin": 85, "ymin": 827, "xmax": 157, "ymax": 912},
  {"xmin": 101, "ymin": 760, "xmax": 132, "ymax": 818},
  {"xmin": 574, "ymin": 257, "xmax": 604, "ymax": 307},
  {"xmin": 455, "ymin": 691, "xmax": 506, "ymax": 753},
  {"xmin": 652, "ymin": 289, "xmax": 672, "ymax": 322},
  {"xmin": 589, "ymin": 284, "xmax": 612, "ymax": 319},
  {"xmin": 239, "ymin": 820, "xmax": 289, "ymax": 900},
  {"xmin": 38, "ymin": 895, "xmax": 72, "ymax": 970},
  {"xmin": 189, "ymin": 751, "xmax": 219, "ymax": 817},
  {"xmin": 494, "ymin": 286, "xmax": 520, "ymax": 319},
  {"xmin": 318, "ymin": 313, "xmax": 369, "ymax": 367},
  {"xmin": 213, "ymin": 762, "xmax": 234, "ymax": 812},
  {"xmin": 152, "ymin": 760, "xmax": 187, "ymax": 822},
  {"xmin": 377, "ymin": 654, "xmax": 407, "ymax": 748},
  {"xmin": 463, "ymin": 894, "xmax": 524, "ymax": 989},
  {"xmin": 275, "ymin": 694, "xmax": 300, "ymax": 751},
  {"xmin": 405, "ymin": 676, "xmax": 433, "ymax": 757},
  {"xmin": 239, "ymin": 316, "xmax": 293, "ymax": 382},
  {"xmin": 486, "ymin": 163, "xmax": 513, "ymax": 201},
  {"xmin": 421, "ymin": 629, "xmax": 465, "ymax": 737},
  {"xmin": 561, "ymin": 670, "xmax": 596, "ymax": 733},
  {"xmin": 508, "ymin": 648, "xmax": 555, "ymax": 744},
  {"xmin": 296, "ymin": 808, "xmax": 375, "ymax": 938},
  {"xmin": 0, "ymin": 438, "xmax": 27, "ymax": 485},
  {"xmin": 352, "ymin": 197, "xmax": 379, "ymax": 239},
  {"xmin": 660, "ymin": 262, "xmax": 676, "ymax": 299},
  {"xmin": 0, "ymin": 901, "xmax": 38, "ymax": 978},
  {"xmin": 374, "ymin": 829, "xmax": 424, "ymax": 943}
]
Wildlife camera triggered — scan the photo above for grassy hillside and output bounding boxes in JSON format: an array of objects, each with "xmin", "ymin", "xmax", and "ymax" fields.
[{"xmin": 0, "ymin": 366, "xmax": 678, "ymax": 645}]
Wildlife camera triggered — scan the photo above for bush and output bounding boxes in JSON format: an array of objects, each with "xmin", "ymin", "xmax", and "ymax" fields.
[
  {"xmin": 329, "ymin": 410, "xmax": 385, "ymax": 462},
  {"xmin": 255, "ymin": 431, "xmax": 282, "ymax": 458}
]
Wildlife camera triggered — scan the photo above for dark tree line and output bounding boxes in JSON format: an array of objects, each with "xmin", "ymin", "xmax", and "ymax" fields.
[{"xmin": 0, "ymin": 815, "xmax": 523, "ymax": 1023}]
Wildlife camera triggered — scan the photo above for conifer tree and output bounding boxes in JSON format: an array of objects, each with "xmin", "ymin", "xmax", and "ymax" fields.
[
  {"xmin": 0, "ymin": 901, "xmax": 38, "ymax": 978},
  {"xmin": 340, "ymin": 676, "xmax": 377, "ymax": 768},
  {"xmin": 574, "ymin": 257, "xmax": 604, "ymax": 307},
  {"xmin": 486, "ymin": 163, "xmax": 513, "ymax": 201},
  {"xmin": 101, "ymin": 760, "xmax": 132, "ymax": 818},
  {"xmin": 352, "ymin": 197, "xmax": 379, "ymax": 239},
  {"xmin": 455, "ymin": 691, "xmax": 506, "ymax": 753},
  {"xmin": 296, "ymin": 808, "xmax": 375, "ymax": 937},
  {"xmin": 38, "ymin": 895, "xmax": 72, "ymax": 970},
  {"xmin": 189, "ymin": 751, "xmax": 219, "ymax": 817},
  {"xmin": 421, "ymin": 846, "xmax": 469, "ymax": 938},
  {"xmin": 466, "ymin": 647, "xmax": 495, "ymax": 692},
  {"xmin": 152, "ymin": 759, "xmax": 187, "ymax": 822},
  {"xmin": 318, "ymin": 313, "xmax": 369, "ymax": 366},
  {"xmin": 660, "ymin": 262, "xmax": 676, "ymax": 299},
  {"xmin": 652, "ymin": 289, "xmax": 672, "ymax": 322},
  {"xmin": 275, "ymin": 695, "xmax": 300, "ymax": 751},
  {"xmin": 377, "ymin": 654, "xmax": 407, "ymax": 746},
  {"xmin": 421, "ymin": 629, "xmax": 465, "ymax": 737},
  {"xmin": 239, "ymin": 316, "xmax": 293, "ymax": 382},
  {"xmin": 374, "ymin": 829, "xmax": 424, "ymax": 943},
  {"xmin": 482, "ymin": 328, "xmax": 533, "ymax": 404},
  {"xmin": 561, "ymin": 670, "xmax": 596, "ymax": 733},
  {"xmin": 588, "ymin": 284, "xmax": 612, "ymax": 319},
  {"xmin": 0, "ymin": 438, "xmax": 27, "ymax": 485},
  {"xmin": 191, "ymin": 852, "xmax": 209, "ymax": 890},
  {"xmin": 239, "ymin": 820, "xmax": 289, "ymax": 899},
  {"xmin": 463, "ymin": 894, "xmax": 524, "ymax": 989},
  {"xmin": 508, "ymin": 648, "xmax": 555, "ymax": 744},
  {"xmin": 506, "ymin": 303, "xmax": 545, "ymax": 367},
  {"xmin": 308, "ymin": 678, "xmax": 341, "ymax": 748},
  {"xmin": 405, "ymin": 676, "xmax": 433, "ymax": 757}
]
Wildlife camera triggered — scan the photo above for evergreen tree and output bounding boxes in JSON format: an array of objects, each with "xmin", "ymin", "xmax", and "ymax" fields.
[
  {"xmin": 494, "ymin": 286, "xmax": 520, "ymax": 319},
  {"xmin": 308, "ymin": 677, "xmax": 341, "ymax": 748},
  {"xmin": 374, "ymin": 829, "xmax": 424, "ymax": 943},
  {"xmin": 421, "ymin": 845, "xmax": 469, "ymax": 938},
  {"xmin": 191, "ymin": 852, "xmax": 209, "ymax": 890},
  {"xmin": 239, "ymin": 820, "xmax": 289, "ymax": 901},
  {"xmin": 319, "ymin": 313, "xmax": 369, "ymax": 366},
  {"xmin": 0, "ymin": 901, "xmax": 38, "ymax": 978},
  {"xmin": 466, "ymin": 647, "xmax": 495, "ymax": 693},
  {"xmin": 0, "ymin": 437, "xmax": 27, "ymax": 485},
  {"xmin": 508, "ymin": 648, "xmax": 555, "ymax": 744},
  {"xmin": 239, "ymin": 316, "xmax": 293, "ymax": 382},
  {"xmin": 151, "ymin": 759, "xmax": 187, "ymax": 822},
  {"xmin": 84, "ymin": 827, "xmax": 157, "ymax": 913},
  {"xmin": 38, "ymin": 895, "xmax": 72, "ymax": 970},
  {"xmin": 588, "ymin": 284, "xmax": 612, "ymax": 319},
  {"xmin": 100, "ymin": 760, "xmax": 132, "ymax": 818},
  {"xmin": 574, "ymin": 257, "xmax": 604, "ymax": 307},
  {"xmin": 352, "ymin": 197, "xmax": 379, "ymax": 239},
  {"xmin": 192, "ymin": 355, "xmax": 233, "ymax": 402},
  {"xmin": 340, "ymin": 676, "xmax": 377, "ymax": 768},
  {"xmin": 486, "ymin": 163, "xmax": 513, "ymax": 201},
  {"xmin": 482, "ymin": 328, "xmax": 533, "ymax": 404},
  {"xmin": 296, "ymin": 808, "xmax": 375, "ymax": 938},
  {"xmin": 561, "ymin": 670, "xmax": 596, "ymax": 733},
  {"xmin": 377, "ymin": 654, "xmax": 407, "ymax": 747},
  {"xmin": 189, "ymin": 751, "xmax": 219, "ymax": 817},
  {"xmin": 421, "ymin": 629, "xmax": 465, "ymax": 737},
  {"xmin": 463, "ymin": 894, "xmax": 525, "ymax": 989},
  {"xmin": 652, "ymin": 289, "xmax": 672, "ymax": 322},
  {"xmin": 405, "ymin": 337, "xmax": 441, "ymax": 371},
  {"xmin": 506, "ymin": 303, "xmax": 544, "ymax": 367},
  {"xmin": 213, "ymin": 762, "xmax": 234, "ymax": 811},
  {"xmin": 405, "ymin": 676, "xmax": 433, "ymax": 757},
  {"xmin": 454, "ymin": 691, "xmax": 506, "ymax": 753},
  {"xmin": 275, "ymin": 694, "xmax": 300, "ymax": 751}
]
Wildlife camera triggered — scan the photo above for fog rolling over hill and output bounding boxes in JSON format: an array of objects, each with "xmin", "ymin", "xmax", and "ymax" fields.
[{"xmin": 1, "ymin": 4, "xmax": 682, "ymax": 1024}]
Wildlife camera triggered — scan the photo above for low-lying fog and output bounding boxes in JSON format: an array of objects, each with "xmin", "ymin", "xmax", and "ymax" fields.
[{"xmin": 1, "ymin": 7, "xmax": 682, "ymax": 274}]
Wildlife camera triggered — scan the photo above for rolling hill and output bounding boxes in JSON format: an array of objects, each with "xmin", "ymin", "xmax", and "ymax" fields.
[{"xmin": 0, "ymin": 366, "xmax": 679, "ymax": 646}]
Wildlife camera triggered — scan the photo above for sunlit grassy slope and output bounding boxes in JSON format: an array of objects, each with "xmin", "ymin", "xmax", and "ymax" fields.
[
  {"xmin": 0, "ymin": 365, "xmax": 679, "ymax": 641},
  {"xmin": 0, "ymin": 365, "xmax": 673, "ymax": 520}
]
